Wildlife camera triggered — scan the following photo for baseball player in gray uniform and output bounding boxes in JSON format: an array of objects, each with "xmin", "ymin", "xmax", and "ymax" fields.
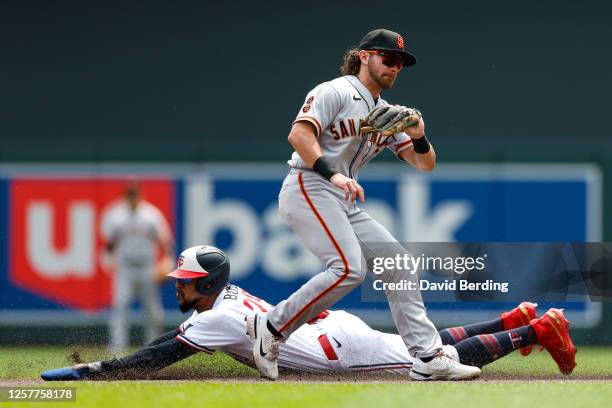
[
  {"xmin": 246, "ymin": 28, "xmax": 481, "ymax": 381},
  {"xmin": 102, "ymin": 182, "xmax": 174, "ymax": 352}
]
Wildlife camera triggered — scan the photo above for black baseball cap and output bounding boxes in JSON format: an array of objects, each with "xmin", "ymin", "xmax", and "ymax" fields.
[{"xmin": 358, "ymin": 28, "xmax": 417, "ymax": 67}]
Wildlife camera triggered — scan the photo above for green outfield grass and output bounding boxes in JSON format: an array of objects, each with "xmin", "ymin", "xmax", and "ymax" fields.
[{"xmin": 1, "ymin": 347, "xmax": 611, "ymax": 408}]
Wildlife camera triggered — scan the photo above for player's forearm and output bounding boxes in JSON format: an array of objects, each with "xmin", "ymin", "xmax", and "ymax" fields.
[
  {"xmin": 159, "ymin": 240, "xmax": 174, "ymax": 258},
  {"xmin": 103, "ymin": 338, "xmax": 196, "ymax": 373},
  {"xmin": 288, "ymin": 122, "xmax": 323, "ymax": 167},
  {"xmin": 82, "ymin": 338, "xmax": 198, "ymax": 378},
  {"xmin": 165, "ymin": 241, "xmax": 175, "ymax": 256},
  {"xmin": 146, "ymin": 328, "xmax": 181, "ymax": 347},
  {"xmin": 399, "ymin": 143, "xmax": 436, "ymax": 171},
  {"xmin": 412, "ymin": 144, "xmax": 436, "ymax": 171}
]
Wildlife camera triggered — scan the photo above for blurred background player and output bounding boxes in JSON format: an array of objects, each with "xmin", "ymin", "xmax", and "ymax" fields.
[
  {"xmin": 101, "ymin": 181, "xmax": 175, "ymax": 352},
  {"xmin": 41, "ymin": 246, "xmax": 576, "ymax": 381}
]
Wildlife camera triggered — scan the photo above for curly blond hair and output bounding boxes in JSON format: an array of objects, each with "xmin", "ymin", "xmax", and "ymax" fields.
[{"xmin": 340, "ymin": 47, "xmax": 361, "ymax": 76}]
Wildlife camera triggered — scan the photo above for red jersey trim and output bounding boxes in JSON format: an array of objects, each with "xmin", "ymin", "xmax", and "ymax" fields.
[{"xmin": 293, "ymin": 116, "xmax": 323, "ymax": 137}]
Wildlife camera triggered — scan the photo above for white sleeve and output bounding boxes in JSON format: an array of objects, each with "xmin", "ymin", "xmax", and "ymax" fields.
[
  {"xmin": 100, "ymin": 204, "xmax": 120, "ymax": 242},
  {"xmin": 293, "ymin": 83, "xmax": 342, "ymax": 137},
  {"xmin": 385, "ymin": 132, "xmax": 413, "ymax": 159},
  {"xmin": 175, "ymin": 311, "xmax": 238, "ymax": 353},
  {"xmin": 149, "ymin": 205, "xmax": 173, "ymax": 243}
]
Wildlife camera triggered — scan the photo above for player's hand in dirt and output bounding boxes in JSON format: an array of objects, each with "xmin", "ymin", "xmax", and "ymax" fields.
[
  {"xmin": 41, "ymin": 363, "xmax": 95, "ymax": 381},
  {"xmin": 330, "ymin": 173, "xmax": 365, "ymax": 203}
]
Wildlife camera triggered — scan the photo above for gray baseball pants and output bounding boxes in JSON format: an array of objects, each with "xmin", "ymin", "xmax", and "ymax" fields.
[
  {"xmin": 110, "ymin": 265, "xmax": 163, "ymax": 351},
  {"xmin": 267, "ymin": 170, "xmax": 442, "ymax": 358}
]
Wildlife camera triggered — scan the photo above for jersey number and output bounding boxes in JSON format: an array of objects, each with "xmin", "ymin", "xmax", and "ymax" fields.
[{"xmin": 242, "ymin": 291, "xmax": 269, "ymax": 313}]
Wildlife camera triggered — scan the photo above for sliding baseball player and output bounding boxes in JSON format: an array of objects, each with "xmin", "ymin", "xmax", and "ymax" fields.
[{"xmin": 41, "ymin": 246, "xmax": 576, "ymax": 381}]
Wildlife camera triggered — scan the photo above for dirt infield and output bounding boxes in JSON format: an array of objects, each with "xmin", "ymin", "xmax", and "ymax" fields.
[
  {"xmin": 3, "ymin": 347, "xmax": 610, "ymax": 386},
  {"xmin": 3, "ymin": 369, "xmax": 611, "ymax": 386}
]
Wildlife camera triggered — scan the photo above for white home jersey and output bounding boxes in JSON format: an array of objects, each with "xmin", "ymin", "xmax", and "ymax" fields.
[
  {"xmin": 176, "ymin": 284, "xmax": 416, "ymax": 374},
  {"xmin": 288, "ymin": 75, "xmax": 414, "ymax": 179},
  {"xmin": 101, "ymin": 200, "xmax": 172, "ymax": 269}
]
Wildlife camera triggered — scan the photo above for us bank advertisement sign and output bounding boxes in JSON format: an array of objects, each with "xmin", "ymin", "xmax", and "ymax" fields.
[{"xmin": 0, "ymin": 163, "xmax": 602, "ymax": 328}]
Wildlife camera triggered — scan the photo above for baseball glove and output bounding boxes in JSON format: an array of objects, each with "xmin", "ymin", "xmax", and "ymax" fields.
[{"xmin": 360, "ymin": 105, "xmax": 422, "ymax": 138}]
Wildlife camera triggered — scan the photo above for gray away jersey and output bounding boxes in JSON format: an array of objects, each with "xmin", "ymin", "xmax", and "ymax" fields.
[{"xmin": 288, "ymin": 75, "xmax": 414, "ymax": 179}]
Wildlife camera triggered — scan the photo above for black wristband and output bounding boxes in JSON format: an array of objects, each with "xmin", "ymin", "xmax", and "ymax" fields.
[
  {"xmin": 412, "ymin": 134, "xmax": 431, "ymax": 154},
  {"xmin": 312, "ymin": 156, "xmax": 338, "ymax": 180}
]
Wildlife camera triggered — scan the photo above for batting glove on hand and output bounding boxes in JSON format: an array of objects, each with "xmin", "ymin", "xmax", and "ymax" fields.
[{"xmin": 41, "ymin": 362, "xmax": 100, "ymax": 381}]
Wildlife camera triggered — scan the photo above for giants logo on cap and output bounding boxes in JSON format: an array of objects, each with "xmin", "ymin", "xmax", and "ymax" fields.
[{"xmin": 397, "ymin": 35, "xmax": 404, "ymax": 49}]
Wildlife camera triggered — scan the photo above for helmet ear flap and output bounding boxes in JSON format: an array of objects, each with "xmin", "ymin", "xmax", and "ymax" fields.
[
  {"xmin": 195, "ymin": 278, "xmax": 207, "ymax": 294},
  {"xmin": 193, "ymin": 250, "xmax": 230, "ymax": 295},
  {"xmin": 195, "ymin": 277, "xmax": 218, "ymax": 295}
]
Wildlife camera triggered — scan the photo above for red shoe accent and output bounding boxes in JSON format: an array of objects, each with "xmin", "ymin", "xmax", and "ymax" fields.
[
  {"xmin": 530, "ymin": 309, "xmax": 577, "ymax": 375},
  {"xmin": 500, "ymin": 302, "xmax": 538, "ymax": 356}
]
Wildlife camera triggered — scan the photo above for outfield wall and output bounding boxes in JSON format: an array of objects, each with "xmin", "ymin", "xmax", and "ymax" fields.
[{"xmin": 1, "ymin": 163, "xmax": 608, "ymax": 344}]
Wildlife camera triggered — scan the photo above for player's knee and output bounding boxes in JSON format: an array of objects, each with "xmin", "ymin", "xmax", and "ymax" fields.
[
  {"xmin": 346, "ymin": 265, "xmax": 367, "ymax": 285},
  {"xmin": 328, "ymin": 259, "xmax": 365, "ymax": 285},
  {"xmin": 347, "ymin": 255, "xmax": 367, "ymax": 282}
]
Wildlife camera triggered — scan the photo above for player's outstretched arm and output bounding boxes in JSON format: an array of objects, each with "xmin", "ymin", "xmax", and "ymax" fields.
[
  {"xmin": 146, "ymin": 328, "xmax": 181, "ymax": 347},
  {"xmin": 40, "ymin": 337, "xmax": 198, "ymax": 381},
  {"xmin": 97, "ymin": 337, "xmax": 198, "ymax": 375}
]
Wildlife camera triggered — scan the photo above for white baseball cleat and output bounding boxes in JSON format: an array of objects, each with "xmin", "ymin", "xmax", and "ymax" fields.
[
  {"xmin": 409, "ymin": 350, "xmax": 481, "ymax": 381},
  {"xmin": 246, "ymin": 313, "xmax": 284, "ymax": 381}
]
